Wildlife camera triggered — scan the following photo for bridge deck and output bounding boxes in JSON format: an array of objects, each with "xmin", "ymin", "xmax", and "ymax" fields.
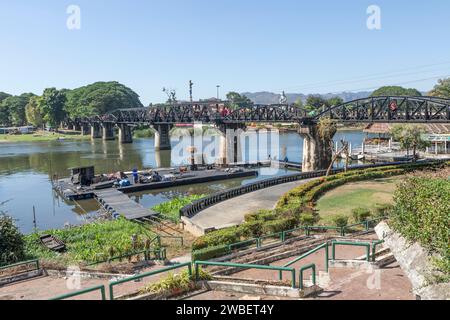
[{"xmin": 94, "ymin": 189, "xmax": 156, "ymax": 220}]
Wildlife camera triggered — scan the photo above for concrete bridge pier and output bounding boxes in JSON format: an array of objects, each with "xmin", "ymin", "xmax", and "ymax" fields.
[
  {"xmin": 91, "ymin": 123, "xmax": 102, "ymax": 139},
  {"xmin": 299, "ymin": 124, "xmax": 335, "ymax": 172},
  {"xmin": 216, "ymin": 124, "xmax": 246, "ymax": 164},
  {"xmin": 101, "ymin": 122, "xmax": 115, "ymax": 141},
  {"xmin": 81, "ymin": 124, "xmax": 90, "ymax": 136},
  {"xmin": 153, "ymin": 124, "xmax": 173, "ymax": 151},
  {"xmin": 118, "ymin": 124, "xmax": 133, "ymax": 144}
]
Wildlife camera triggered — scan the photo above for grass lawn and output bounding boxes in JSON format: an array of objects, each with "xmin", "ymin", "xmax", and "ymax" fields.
[
  {"xmin": 316, "ymin": 177, "xmax": 403, "ymax": 224},
  {"xmin": 0, "ymin": 130, "xmax": 89, "ymax": 143}
]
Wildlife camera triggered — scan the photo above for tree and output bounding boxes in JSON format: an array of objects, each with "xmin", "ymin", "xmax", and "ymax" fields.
[
  {"xmin": 0, "ymin": 92, "xmax": 11, "ymax": 103},
  {"xmin": 429, "ymin": 78, "xmax": 450, "ymax": 98},
  {"xmin": 327, "ymin": 97, "xmax": 344, "ymax": 107},
  {"xmin": 38, "ymin": 88, "xmax": 67, "ymax": 128},
  {"xmin": 390, "ymin": 124, "xmax": 430, "ymax": 161},
  {"xmin": 371, "ymin": 86, "xmax": 422, "ymax": 97},
  {"xmin": 25, "ymin": 96, "xmax": 44, "ymax": 127},
  {"xmin": 305, "ymin": 95, "xmax": 328, "ymax": 113},
  {"xmin": 226, "ymin": 92, "xmax": 254, "ymax": 109},
  {"xmin": 65, "ymin": 81, "xmax": 144, "ymax": 118},
  {"xmin": 162, "ymin": 87, "xmax": 177, "ymax": 104},
  {"xmin": 293, "ymin": 98, "xmax": 304, "ymax": 109},
  {"xmin": 0, "ymin": 212, "xmax": 25, "ymax": 267},
  {"xmin": 0, "ymin": 93, "xmax": 35, "ymax": 126}
]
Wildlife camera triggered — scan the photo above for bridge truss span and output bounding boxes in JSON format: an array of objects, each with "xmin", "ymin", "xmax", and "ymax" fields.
[
  {"xmin": 70, "ymin": 95, "xmax": 450, "ymax": 127},
  {"xmin": 316, "ymin": 96, "xmax": 450, "ymax": 123}
]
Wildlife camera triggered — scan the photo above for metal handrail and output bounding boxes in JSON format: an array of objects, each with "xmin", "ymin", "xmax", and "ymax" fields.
[
  {"xmin": 108, "ymin": 262, "xmax": 192, "ymax": 300},
  {"xmin": 49, "ymin": 285, "xmax": 106, "ymax": 300},
  {"xmin": 194, "ymin": 260, "xmax": 297, "ymax": 288},
  {"xmin": 279, "ymin": 242, "xmax": 329, "ymax": 280}
]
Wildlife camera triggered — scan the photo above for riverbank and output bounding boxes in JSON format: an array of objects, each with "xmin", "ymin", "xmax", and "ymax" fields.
[{"xmin": 0, "ymin": 130, "xmax": 90, "ymax": 143}]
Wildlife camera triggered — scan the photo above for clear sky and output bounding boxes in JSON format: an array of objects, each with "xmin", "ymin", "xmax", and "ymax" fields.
[{"xmin": 1, "ymin": 0, "xmax": 450, "ymax": 104}]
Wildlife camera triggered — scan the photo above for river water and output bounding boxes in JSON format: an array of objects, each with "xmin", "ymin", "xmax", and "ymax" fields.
[{"xmin": 0, "ymin": 131, "xmax": 368, "ymax": 233}]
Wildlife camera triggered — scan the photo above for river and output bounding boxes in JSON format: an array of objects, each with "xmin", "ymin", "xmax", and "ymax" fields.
[{"xmin": 0, "ymin": 130, "xmax": 369, "ymax": 233}]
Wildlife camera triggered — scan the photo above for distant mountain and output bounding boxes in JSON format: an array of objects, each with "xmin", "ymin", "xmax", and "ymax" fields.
[{"xmin": 241, "ymin": 91, "xmax": 373, "ymax": 105}]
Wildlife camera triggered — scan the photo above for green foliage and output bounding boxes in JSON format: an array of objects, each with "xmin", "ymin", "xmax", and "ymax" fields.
[
  {"xmin": 38, "ymin": 88, "xmax": 67, "ymax": 128},
  {"xmin": 0, "ymin": 93, "xmax": 35, "ymax": 126},
  {"xmin": 133, "ymin": 128, "xmax": 155, "ymax": 138},
  {"xmin": 299, "ymin": 213, "xmax": 317, "ymax": 226},
  {"xmin": 318, "ymin": 118, "xmax": 337, "ymax": 141},
  {"xmin": 64, "ymin": 81, "xmax": 143, "ymax": 118},
  {"xmin": 304, "ymin": 95, "xmax": 343, "ymax": 114},
  {"xmin": 140, "ymin": 268, "xmax": 211, "ymax": 296},
  {"xmin": 351, "ymin": 207, "xmax": 372, "ymax": 223},
  {"xmin": 371, "ymin": 86, "xmax": 422, "ymax": 97},
  {"xmin": 0, "ymin": 214, "xmax": 26, "ymax": 267},
  {"xmin": 24, "ymin": 218, "xmax": 155, "ymax": 265},
  {"xmin": 0, "ymin": 92, "xmax": 11, "ymax": 103},
  {"xmin": 192, "ymin": 227, "xmax": 242, "ymax": 251},
  {"xmin": 25, "ymin": 96, "xmax": 44, "ymax": 127},
  {"xmin": 152, "ymin": 194, "xmax": 206, "ymax": 222},
  {"xmin": 332, "ymin": 214, "xmax": 349, "ymax": 228},
  {"xmin": 239, "ymin": 220, "xmax": 264, "ymax": 238},
  {"xmin": 261, "ymin": 217, "xmax": 297, "ymax": 235},
  {"xmin": 192, "ymin": 245, "xmax": 231, "ymax": 261},
  {"xmin": 226, "ymin": 92, "xmax": 253, "ymax": 109},
  {"xmin": 428, "ymin": 78, "xmax": 450, "ymax": 98},
  {"xmin": 390, "ymin": 124, "xmax": 431, "ymax": 158},
  {"xmin": 390, "ymin": 176, "xmax": 450, "ymax": 280},
  {"xmin": 372, "ymin": 203, "xmax": 393, "ymax": 218}
]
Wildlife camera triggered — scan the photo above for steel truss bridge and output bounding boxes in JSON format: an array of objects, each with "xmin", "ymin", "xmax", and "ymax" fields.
[{"xmin": 72, "ymin": 96, "xmax": 450, "ymax": 126}]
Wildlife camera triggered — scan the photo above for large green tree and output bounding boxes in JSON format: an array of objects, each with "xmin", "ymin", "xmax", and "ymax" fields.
[
  {"xmin": 390, "ymin": 124, "xmax": 430, "ymax": 160},
  {"xmin": 25, "ymin": 96, "xmax": 44, "ymax": 127},
  {"xmin": 64, "ymin": 81, "xmax": 144, "ymax": 118},
  {"xmin": 0, "ymin": 92, "xmax": 11, "ymax": 103},
  {"xmin": 0, "ymin": 93, "xmax": 35, "ymax": 126},
  {"xmin": 38, "ymin": 88, "xmax": 67, "ymax": 128},
  {"xmin": 428, "ymin": 78, "xmax": 450, "ymax": 98},
  {"xmin": 226, "ymin": 92, "xmax": 253, "ymax": 109},
  {"xmin": 304, "ymin": 95, "xmax": 343, "ymax": 114},
  {"xmin": 371, "ymin": 86, "xmax": 422, "ymax": 97}
]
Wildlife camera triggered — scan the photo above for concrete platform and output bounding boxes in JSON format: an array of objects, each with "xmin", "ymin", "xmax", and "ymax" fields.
[{"xmin": 184, "ymin": 178, "xmax": 316, "ymax": 236}]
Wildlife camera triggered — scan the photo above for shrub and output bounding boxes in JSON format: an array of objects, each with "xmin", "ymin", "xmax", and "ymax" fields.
[
  {"xmin": 261, "ymin": 217, "xmax": 297, "ymax": 235},
  {"xmin": 332, "ymin": 215, "xmax": 349, "ymax": 228},
  {"xmin": 239, "ymin": 220, "xmax": 263, "ymax": 238},
  {"xmin": 390, "ymin": 176, "xmax": 450, "ymax": 280},
  {"xmin": 373, "ymin": 203, "xmax": 394, "ymax": 218},
  {"xmin": 352, "ymin": 208, "xmax": 372, "ymax": 223},
  {"xmin": 139, "ymin": 268, "xmax": 211, "ymax": 296},
  {"xmin": 299, "ymin": 213, "xmax": 316, "ymax": 226},
  {"xmin": 192, "ymin": 245, "xmax": 231, "ymax": 261},
  {"xmin": 153, "ymin": 194, "xmax": 206, "ymax": 222},
  {"xmin": 0, "ymin": 214, "xmax": 25, "ymax": 267},
  {"xmin": 191, "ymin": 227, "xmax": 241, "ymax": 251}
]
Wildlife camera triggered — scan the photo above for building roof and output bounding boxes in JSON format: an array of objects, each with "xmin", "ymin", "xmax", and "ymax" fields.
[{"xmin": 364, "ymin": 123, "xmax": 450, "ymax": 135}]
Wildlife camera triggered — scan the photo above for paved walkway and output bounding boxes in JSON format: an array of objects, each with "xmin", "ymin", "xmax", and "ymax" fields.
[{"xmin": 190, "ymin": 178, "xmax": 316, "ymax": 231}]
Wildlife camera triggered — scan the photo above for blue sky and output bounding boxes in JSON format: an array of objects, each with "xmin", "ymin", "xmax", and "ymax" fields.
[{"xmin": 1, "ymin": 0, "xmax": 450, "ymax": 104}]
